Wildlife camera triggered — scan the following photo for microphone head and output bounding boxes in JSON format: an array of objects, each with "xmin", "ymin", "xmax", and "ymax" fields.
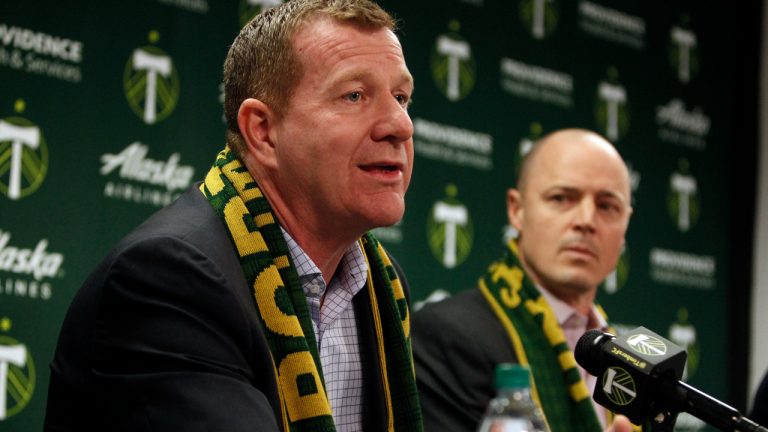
[
  {"xmin": 575, "ymin": 326, "xmax": 689, "ymax": 426},
  {"xmin": 575, "ymin": 329, "xmax": 614, "ymax": 376}
]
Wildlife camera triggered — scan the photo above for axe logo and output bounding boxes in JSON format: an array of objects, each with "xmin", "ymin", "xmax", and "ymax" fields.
[
  {"xmin": 123, "ymin": 31, "xmax": 180, "ymax": 125},
  {"xmin": 601, "ymin": 367, "xmax": 637, "ymax": 407},
  {"xmin": 0, "ymin": 318, "xmax": 36, "ymax": 421},
  {"xmin": 0, "ymin": 101, "xmax": 48, "ymax": 200}
]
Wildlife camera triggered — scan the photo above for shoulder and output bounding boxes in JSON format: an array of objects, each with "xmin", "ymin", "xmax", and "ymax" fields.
[
  {"xmin": 414, "ymin": 289, "xmax": 490, "ymax": 326},
  {"xmin": 412, "ymin": 287, "xmax": 517, "ymax": 363},
  {"xmin": 412, "ymin": 289, "xmax": 504, "ymax": 348},
  {"xmin": 100, "ymin": 185, "xmax": 239, "ymax": 275},
  {"xmin": 121, "ymin": 185, "xmax": 228, "ymax": 253},
  {"xmin": 80, "ymin": 185, "xmax": 247, "ymax": 308}
]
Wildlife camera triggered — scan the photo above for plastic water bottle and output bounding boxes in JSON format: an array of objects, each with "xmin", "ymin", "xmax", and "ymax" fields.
[{"xmin": 476, "ymin": 363, "xmax": 550, "ymax": 432}]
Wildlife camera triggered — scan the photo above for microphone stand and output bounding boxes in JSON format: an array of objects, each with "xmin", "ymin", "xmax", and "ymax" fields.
[
  {"xmin": 645, "ymin": 402, "xmax": 679, "ymax": 432},
  {"xmin": 645, "ymin": 376, "xmax": 768, "ymax": 432}
]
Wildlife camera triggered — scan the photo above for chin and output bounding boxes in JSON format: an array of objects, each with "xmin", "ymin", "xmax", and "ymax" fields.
[
  {"xmin": 362, "ymin": 197, "xmax": 405, "ymax": 226},
  {"xmin": 370, "ymin": 211, "xmax": 404, "ymax": 228},
  {"xmin": 553, "ymin": 270, "xmax": 599, "ymax": 292},
  {"xmin": 565, "ymin": 277, "xmax": 600, "ymax": 293}
]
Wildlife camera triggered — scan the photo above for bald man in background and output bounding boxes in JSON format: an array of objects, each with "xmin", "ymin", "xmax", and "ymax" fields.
[{"xmin": 413, "ymin": 129, "xmax": 637, "ymax": 432}]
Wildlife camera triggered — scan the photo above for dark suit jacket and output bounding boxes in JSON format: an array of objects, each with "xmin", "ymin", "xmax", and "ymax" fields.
[
  {"xmin": 412, "ymin": 289, "xmax": 518, "ymax": 432},
  {"xmin": 44, "ymin": 184, "xmax": 406, "ymax": 431},
  {"xmin": 751, "ymin": 370, "xmax": 768, "ymax": 426}
]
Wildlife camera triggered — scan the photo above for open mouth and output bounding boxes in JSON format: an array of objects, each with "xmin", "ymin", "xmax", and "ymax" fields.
[{"xmin": 360, "ymin": 163, "xmax": 400, "ymax": 173}]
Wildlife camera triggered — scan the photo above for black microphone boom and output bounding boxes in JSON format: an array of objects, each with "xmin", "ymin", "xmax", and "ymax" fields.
[{"xmin": 575, "ymin": 327, "xmax": 768, "ymax": 432}]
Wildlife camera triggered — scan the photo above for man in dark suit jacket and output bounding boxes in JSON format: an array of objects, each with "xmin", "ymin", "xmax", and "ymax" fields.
[
  {"xmin": 412, "ymin": 129, "xmax": 636, "ymax": 432},
  {"xmin": 44, "ymin": 1, "xmax": 421, "ymax": 431}
]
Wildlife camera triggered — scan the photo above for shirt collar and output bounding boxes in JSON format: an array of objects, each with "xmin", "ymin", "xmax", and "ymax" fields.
[
  {"xmin": 536, "ymin": 285, "xmax": 607, "ymax": 330},
  {"xmin": 280, "ymin": 227, "xmax": 368, "ymax": 295}
]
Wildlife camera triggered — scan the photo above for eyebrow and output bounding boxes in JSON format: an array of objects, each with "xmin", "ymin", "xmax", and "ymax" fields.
[
  {"xmin": 330, "ymin": 69, "xmax": 414, "ymax": 92},
  {"xmin": 547, "ymin": 186, "xmax": 630, "ymax": 204}
]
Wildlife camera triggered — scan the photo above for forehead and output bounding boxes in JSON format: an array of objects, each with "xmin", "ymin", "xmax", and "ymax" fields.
[
  {"xmin": 293, "ymin": 17, "xmax": 406, "ymax": 64},
  {"xmin": 527, "ymin": 140, "xmax": 631, "ymax": 199}
]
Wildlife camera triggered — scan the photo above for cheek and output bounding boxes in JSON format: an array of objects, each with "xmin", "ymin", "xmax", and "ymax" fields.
[
  {"xmin": 522, "ymin": 228, "xmax": 555, "ymax": 257},
  {"xmin": 602, "ymin": 231, "xmax": 627, "ymax": 259},
  {"xmin": 403, "ymin": 163, "xmax": 414, "ymax": 190}
]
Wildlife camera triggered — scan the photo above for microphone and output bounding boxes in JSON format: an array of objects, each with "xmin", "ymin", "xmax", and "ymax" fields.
[{"xmin": 575, "ymin": 327, "xmax": 767, "ymax": 432}]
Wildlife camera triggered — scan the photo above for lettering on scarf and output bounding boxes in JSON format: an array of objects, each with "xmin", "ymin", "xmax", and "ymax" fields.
[
  {"xmin": 279, "ymin": 351, "xmax": 333, "ymax": 420},
  {"xmin": 490, "ymin": 262, "xmax": 524, "ymax": 308}
]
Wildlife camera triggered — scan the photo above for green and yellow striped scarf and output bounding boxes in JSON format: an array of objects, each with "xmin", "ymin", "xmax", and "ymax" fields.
[
  {"xmin": 478, "ymin": 240, "xmax": 606, "ymax": 432},
  {"xmin": 200, "ymin": 147, "xmax": 422, "ymax": 432}
]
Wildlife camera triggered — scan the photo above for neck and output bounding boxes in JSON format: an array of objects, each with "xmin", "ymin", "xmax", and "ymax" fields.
[
  {"xmin": 543, "ymin": 286, "xmax": 596, "ymax": 316},
  {"xmin": 516, "ymin": 253, "xmax": 597, "ymax": 316},
  {"xmin": 281, "ymin": 219, "xmax": 353, "ymax": 285},
  {"xmin": 252, "ymin": 177, "xmax": 361, "ymax": 285}
]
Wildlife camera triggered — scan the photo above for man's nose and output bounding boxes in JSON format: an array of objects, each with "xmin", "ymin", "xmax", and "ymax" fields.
[
  {"xmin": 371, "ymin": 97, "xmax": 413, "ymax": 145},
  {"xmin": 573, "ymin": 199, "xmax": 597, "ymax": 233}
]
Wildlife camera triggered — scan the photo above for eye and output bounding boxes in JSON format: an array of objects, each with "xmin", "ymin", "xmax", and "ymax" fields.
[
  {"xmin": 597, "ymin": 201, "xmax": 625, "ymax": 221},
  {"xmin": 395, "ymin": 93, "xmax": 411, "ymax": 107},
  {"xmin": 598, "ymin": 200, "xmax": 621, "ymax": 212},
  {"xmin": 345, "ymin": 91, "xmax": 362, "ymax": 102}
]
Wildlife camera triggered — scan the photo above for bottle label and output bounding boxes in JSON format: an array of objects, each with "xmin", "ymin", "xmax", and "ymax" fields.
[{"xmin": 486, "ymin": 418, "xmax": 529, "ymax": 431}]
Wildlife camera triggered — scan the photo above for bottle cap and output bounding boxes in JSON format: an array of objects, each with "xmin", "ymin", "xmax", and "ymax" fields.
[{"xmin": 494, "ymin": 363, "xmax": 531, "ymax": 390}]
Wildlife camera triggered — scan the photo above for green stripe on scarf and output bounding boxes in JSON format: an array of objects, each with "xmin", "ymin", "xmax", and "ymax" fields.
[
  {"xmin": 478, "ymin": 240, "xmax": 603, "ymax": 432},
  {"xmin": 200, "ymin": 147, "xmax": 422, "ymax": 432}
]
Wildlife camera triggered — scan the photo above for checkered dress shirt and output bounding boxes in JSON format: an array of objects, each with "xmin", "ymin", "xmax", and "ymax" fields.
[{"xmin": 282, "ymin": 229, "xmax": 368, "ymax": 431}]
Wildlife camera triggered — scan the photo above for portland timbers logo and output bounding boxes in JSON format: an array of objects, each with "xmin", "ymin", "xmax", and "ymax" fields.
[
  {"xmin": 626, "ymin": 333, "xmax": 667, "ymax": 356},
  {"xmin": 427, "ymin": 184, "xmax": 474, "ymax": 269},
  {"xmin": 124, "ymin": 31, "xmax": 180, "ymax": 125},
  {"xmin": 595, "ymin": 67, "xmax": 630, "ymax": 142},
  {"xmin": 601, "ymin": 367, "xmax": 636, "ymax": 406},
  {"xmin": 603, "ymin": 245, "xmax": 629, "ymax": 294},
  {"xmin": 431, "ymin": 21, "xmax": 476, "ymax": 102},
  {"xmin": 667, "ymin": 159, "xmax": 700, "ymax": 232},
  {"xmin": 0, "ymin": 100, "xmax": 48, "ymax": 200},
  {"xmin": 519, "ymin": 0, "xmax": 559, "ymax": 40},
  {"xmin": 515, "ymin": 122, "xmax": 543, "ymax": 178},
  {"xmin": 239, "ymin": 0, "xmax": 284, "ymax": 27},
  {"xmin": 669, "ymin": 15, "xmax": 700, "ymax": 84},
  {"xmin": 0, "ymin": 318, "xmax": 36, "ymax": 421},
  {"xmin": 669, "ymin": 308, "xmax": 699, "ymax": 380}
]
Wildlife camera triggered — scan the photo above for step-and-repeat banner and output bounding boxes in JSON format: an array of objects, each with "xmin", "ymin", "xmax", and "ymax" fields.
[{"xmin": 0, "ymin": 1, "xmax": 744, "ymax": 430}]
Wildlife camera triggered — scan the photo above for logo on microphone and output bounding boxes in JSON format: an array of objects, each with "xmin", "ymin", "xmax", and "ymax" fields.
[
  {"xmin": 124, "ymin": 31, "xmax": 180, "ymax": 125},
  {"xmin": 602, "ymin": 367, "xmax": 637, "ymax": 406},
  {"xmin": 431, "ymin": 22, "xmax": 476, "ymax": 102},
  {"xmin": 626, "ymin": 333, "xmax": 668, "ymax": 356}
]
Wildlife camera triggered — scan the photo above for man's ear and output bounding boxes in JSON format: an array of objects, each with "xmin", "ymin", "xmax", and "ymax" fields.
[
  {"xmin": 507, "ymin": 188, "xmax": 524, "ymax": 231},
  {"xmin": 237, "ymin": 98, "xmax": 278, "ymax": 168}
]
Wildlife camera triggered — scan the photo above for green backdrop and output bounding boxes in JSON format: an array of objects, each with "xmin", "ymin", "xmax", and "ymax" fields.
[{"xmin": 0, "ymin": 0, "xmax": 758, "ymax": 430}]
